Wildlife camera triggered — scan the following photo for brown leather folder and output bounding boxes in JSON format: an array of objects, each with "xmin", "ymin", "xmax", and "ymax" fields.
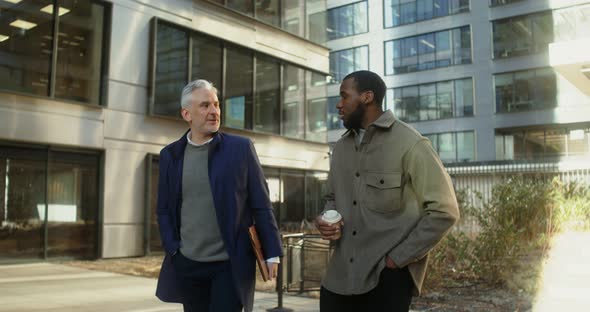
[{"xmin": 248, "ymin": 225, "xmax": 270, "ymax": 282}]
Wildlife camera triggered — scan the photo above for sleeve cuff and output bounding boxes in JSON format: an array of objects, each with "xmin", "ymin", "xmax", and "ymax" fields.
[{"xmin": 266, "ymin": 257, "xmax": 280, "ymax": 263}]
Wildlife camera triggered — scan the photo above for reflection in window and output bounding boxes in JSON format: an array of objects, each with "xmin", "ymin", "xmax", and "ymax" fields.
[
  {"xmin": 227, "ymin": 0, "xmax": 254, "ymax": 16},
  {"xmin": 493, "ymin": 12, "xmax": 553, "ymax": 59},
  {"xmin": 254, "ymin": 56, "xmax": 280, "ymax": 134},
  {"xmin": 154, "ymin": 23, "xmax": 188, "ymax": 117},
  {"xmin": 224, "ymin": 46, "xmax": 253, "ymax": 130},
  {"xmin": 256, "ymin": 0, "xmax": 279, "ymax": 27},
  {"xmin": 385, "ymin": 26, "xmax": 471, "ymax": 75},
  {"xmin": 384, "ymin": 0, "xmax": 469, "ymax": 28},
  {"xmin": 327, "ymin": 96, "xmax": 342, "ymax": 130},
  {"xmin": 262, "ymin": 167, "xmax": 328, "ymax": 232},
  {"xmin": 282, "ymin": 0, "xmax": 305, "ymax": 37},
  {"xmin": 306, "ymin": 71, "xmax": 328, "ymax": 143},
  {"xmin": 0, "ymin": 145, "xmax": 100, "ymax": 260},
  {"xmin": 326, "ymin": 1, "xmax": 368, "ymax": 40},
  {"xmin": 494, "ymin": 68, "xmax": 556, "ymax": 113},
  {"xmin": 191, "ymin": 34, "xmax": 222, "ymax": 93},
  {"xmin": 490, "ymin": 0, "xmax": 525, "ymax": 6},
  {"xmin": 283, "ymin": 65, "xmax": 305, "ymax": 139},
  {"xmin": 54, "ymin": 0, "xmax": 106, "ymax": 104},
  {"xmin": 0, "ymin": 0, "xmax": 107, "ymax": 104},
  {"xmin": 496, "ymin": 126, "xmax": 590, "ymax": 160},
  {"xmin": 387, "ymin": 78, "xmax": 473, "ymax": 122},
  {"xmin": 329, "ymin": 46, "xmax": 368, "ymax": 83},
  {"xmin": 425, "ymin": 131, "xmax": 475, "ymax": 162}
]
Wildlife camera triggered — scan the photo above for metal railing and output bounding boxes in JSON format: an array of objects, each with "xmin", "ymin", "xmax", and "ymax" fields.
[{"xmin": 281, "ymin": 233, "xmax": 332, "ymax": 293}]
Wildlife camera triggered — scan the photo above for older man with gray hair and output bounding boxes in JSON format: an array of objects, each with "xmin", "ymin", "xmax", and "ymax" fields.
[{"xmin": 155, "ymin": 80, "xmax": 283, "ymax": 312}]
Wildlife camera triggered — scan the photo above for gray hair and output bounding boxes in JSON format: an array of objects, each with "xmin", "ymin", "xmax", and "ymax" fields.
[{"xmin": 180, "ymin": 79, "xmax": 218, "ymax": 109}]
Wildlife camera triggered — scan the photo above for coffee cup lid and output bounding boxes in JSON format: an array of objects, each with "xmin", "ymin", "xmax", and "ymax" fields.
[{"xmin": 322, "ymin": 210, "xmax": 342, "ymax": 223}]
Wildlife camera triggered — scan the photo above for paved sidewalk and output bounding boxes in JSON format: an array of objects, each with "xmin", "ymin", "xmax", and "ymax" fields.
[{"xmin": 0, "ymin": 263, "xmax": 318, "ymax": 312}]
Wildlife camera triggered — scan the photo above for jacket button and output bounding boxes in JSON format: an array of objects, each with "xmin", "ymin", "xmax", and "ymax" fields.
[
  {"xmin": 353, "ymin": 200, "xmax": 357, "ymax": 205},
  {"xmin": 380, "ymin": 179, "xmax": 385, "ymax": 184},
  {"xmin": 352, "ymin": 230, "xmax": 357, "ymax": 236},
  {"xmin": 355, "ymin": 172, "xmax": 360, "ymax": 177},
  {"xmin": 350, "ymin": 258, "xmax": 354, "ymax": 263}
]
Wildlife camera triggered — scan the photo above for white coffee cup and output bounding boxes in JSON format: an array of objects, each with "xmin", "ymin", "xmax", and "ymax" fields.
[{"xmin": 322, "ymin": 210, "xmax": 342, "ymax": 225}]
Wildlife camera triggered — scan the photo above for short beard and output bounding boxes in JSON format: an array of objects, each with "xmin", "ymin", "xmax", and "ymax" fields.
[{"xmin": 343, "ymin": 104, "xmax": 365, "ymax": 130}]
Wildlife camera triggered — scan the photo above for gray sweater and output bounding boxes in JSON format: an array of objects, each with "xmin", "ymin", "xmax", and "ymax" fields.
[{"xmin": 179, "ymin": 143, "xmax": 229, "ymax": 262}]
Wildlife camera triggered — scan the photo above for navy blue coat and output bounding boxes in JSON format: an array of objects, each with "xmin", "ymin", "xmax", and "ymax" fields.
[{"xmin": 155, "ymin": 130, "xmax": 283, "ymax": 312}]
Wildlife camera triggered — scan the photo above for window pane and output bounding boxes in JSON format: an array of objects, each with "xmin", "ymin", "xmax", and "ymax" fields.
[
  {"xmin": 434, "ymin": 0, "xmax": 450, "ymax": 17},
  {"xmin": 457, "ymin": 132, "xmax": 475, "ymax": 162},
  {"xmin": 437, "ymin": 81, "xmax": 453, "ymax": 119},
  {"xmin": 438, "ymin": 132, "xmax": 456, "ymax": 162},
  {"xmin": 308, "ymin": 11, "xmax": 326, "ymax": 45},
  {"xmin": 54, "ymin": 0, "xmax": 105, "ymax": 104},
  {"xmin": 384, "ymin": 40, "xmax": 401, "ymax": 75},
  {"xmin": 531, "ymin": 68, "xmax": 556, "ymax": 110},
  {"xmin": 256, "ymin": 0, "xmax": 279, "ymax": 27},
  {"xmin": 450, "ymin": 0, "xmax": 469, "ymax": 14},
  {"xmin": 227, "ymin": 0, "xmax": 253, "ymax": 16},
  {"xmin": 154, "ymin": 23, "xmax": 188, "ymax": 117},
  {"xmin": 402, "ymin": 86, "xmax": 419, "ymax": 122},
  {"xmin": 0, "ymin": 147, "xmax": 46, "ymax": 260},
  {"xmin": 435, "ymin": 31, "xmax": 452, "ymax": 67},
  {"xmin": 417, "ymin": 0, "xmax": 434, "ymax": 21},
  {"xmin": 191, "ymin": 34, "xmax": 222, "ymax": 92},
  {"xmin": 0, "ymin": 0, "xmax": 54, "ymax": 97},
  {"xmin": 531, "ymin": 13, "xmax": 553, "ymax": 53},
  {"xmin": 417, "ymin": 33, "xmax": 435, "ymax": 71},
  {"xmin": 281, "ymin": 171, "xmax": 305, "ymax": 226},
  {"xmin": 384, "ymin": 0, "xmax": 401, "ymax": 27},
  {"xmin": 327, "ymin": 96, "xmax": 342, "ymax": 130},
  {"xmin": 326, "ymin": 1, "xmax": 367, "ymax": 40},
  {"xmin": 254, "ymin": 56, "xmax": 280, "ymax": 134},
  {"xmin": 306, "ymin": 71, "xmax": 327, "ymax": 142},
  {"xmin": 224, "ymin": 46, "xmax": 253, "ymax": 129},
  {"xmin": 283, "ymin": 65, "xmax": 305, "ymax": 138},
  {"xmin": 305, "ymin": 172, "xmax": 328, "ymax": 220},
  {"xmin": 282, "ymin": 0, "xmax": 305, "ymax": 37},
  {"xmin": 453, "ymin": 26, "xmax": 471, "ymax": 64},
  {"xmin": 393, "ymin": 88, "xmax": 406, "ymax": 120},
  {"xmin": 47, "ymin": 151, "xmax": 99, "ymax": 259},
  {"xmin": 493, "ymin": 17, "xmax": 532, "ymax": 58},
  {"xmin": 513, "ymin": 70, "xmax": 534, "ymax": 112},
  {"xmin": 402, "ymin": 37, "xmax": 418, "ymax": 73},
  {"xmin": 495, "ymin": 73, "xmax": 514, "ymax": 112},
  {"xmin": 419, "ymin": 83, "xmax": 436, "ymax": 120},
  {"xmin": 567, "ymin": 128, "xmax": 590, "ymax": 157},
  {"xmin": 454, "ymin": 78, "xmax": 473, "ymax": 117},
  {"xmin": 353, "ymin": 1, "xmax": 368, "ymax": 34},
  {"xmin": 544, "ymin": 129, "xmax": 566, "ymax": 159},
  {"xmin": 400, "ymin": 1, "xmax": 417, "ymax": 25}
]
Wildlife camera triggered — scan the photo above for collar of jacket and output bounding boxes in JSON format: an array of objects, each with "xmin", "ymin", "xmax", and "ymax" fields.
[
  {"xmin": 169, "ymin": 129, "xmax": 223, "ymax": 160},
  {"xmin": 341, "ymin": 110, "xmax": 397, "ymax": 138}
]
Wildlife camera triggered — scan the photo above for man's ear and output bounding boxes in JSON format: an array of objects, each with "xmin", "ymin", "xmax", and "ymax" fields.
[
  {"xmin": 181, "ymin": 108, "xmax": 191, "ymax": 123},
  {"xmin": 364, "ymin": 91, "xmax": 375, "ymax": 104}
]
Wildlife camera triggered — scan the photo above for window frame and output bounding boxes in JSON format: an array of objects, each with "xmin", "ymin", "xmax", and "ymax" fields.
[
  {"xmin": 148, "ymin": 17, "xmax": 330, "ymax": 143},
  {"xmin": 325, "ymin": 0, "xmax": 369, "ymax": 41},
  {"xmin": 423, "ymin": 130, "xmax": 477, "ymax": 163},
  {"xmin": 383, "ymin": 0, "xmax": 470, "ymax": 29}
]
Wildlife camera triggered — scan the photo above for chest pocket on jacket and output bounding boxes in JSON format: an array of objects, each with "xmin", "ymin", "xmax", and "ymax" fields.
[{"xmin": 365, "ymin": 172, "xmax": 403, "ymax": 214}]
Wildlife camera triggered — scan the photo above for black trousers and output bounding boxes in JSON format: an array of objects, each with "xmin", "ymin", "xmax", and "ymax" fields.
[
  {"xmin": 172, "ymin": 251, "xmax": 242, "ymax": 312},
  {"xmin": 320, "ymin": 267, "xmax": 414, "ymax": 312}
]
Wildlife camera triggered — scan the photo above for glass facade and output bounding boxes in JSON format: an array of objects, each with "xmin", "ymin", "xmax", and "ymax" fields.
[
  {"xmin": 329, "ymin": 45, "xmax": 369, "ymax": 84},
  {"xmin": 384, "ymin": 0, "xmax": 469, "ymax": 28},
  {"xmin": 496, "ymin": 125, "xmax": 590, "ymax": 160},
  {"xmin": 0, "ymin": 0, "xmax": 108, "ymax": 105},
  {"xmin": 386, "ymin": 78, "xmax": 473, "ymax": 122},
  {"xmin": 493, "ymin": 12, "xmax": 553, "ymax": 59},
  {"xmin": 385, "ymin": 26, "xmax": 471, "ymax": 75},
  {"xmin": 0, "ymin": 145, "xmax": 100, "ymax": 261},
  {"xmin": 152, "ymin": 20, "xmax": 329, "ymax": 142},
  {"xmin": 262, "ymin": 167, "xmax": 328, "ymax": 232},
  {"xmin": 327, "ymin": 96, "xmax": 342, "ymax": 130},
  {"xmin": 207, "ymin": 0, "xmax": 327, "ymax": 45},
  {"xmin": 490, "ymin": 0, "xmax": 525, "ymax": 6},
  {"xmin": 425, "ymin": 131, "xmax": 476, "ymax": 162},
  {"xmin": 553, "ymin": 3, "xmax": 590, "ymax": 42},
  {"xmin": 494, "ymin": 68, "xmax": 557, "ymax": 113},
  {"xmin": 326, "ymin": 1, "xmax": 368, "ymax": 40}
]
